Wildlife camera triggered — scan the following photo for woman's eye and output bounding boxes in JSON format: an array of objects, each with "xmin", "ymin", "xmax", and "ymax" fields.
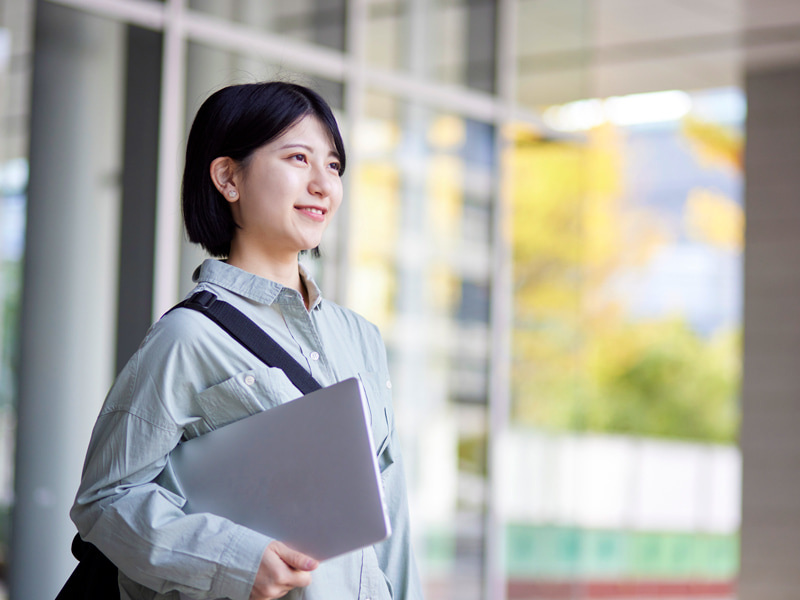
[
  {"xmin": 291, "ymin": 154, "xmax": 307, "ymax": 163},
  {"xmin": 329, "ymin": 162, "xmax": 342, "ymax": 173}
]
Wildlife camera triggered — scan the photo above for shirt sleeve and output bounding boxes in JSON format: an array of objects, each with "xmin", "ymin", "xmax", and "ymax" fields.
[
  {"xmin": 369, "ymin": 330, "xmax": 425, "ymax": 600},
  {"xmin": 70, "ymin": 316, "xmax": 273, "ymax": 600}
]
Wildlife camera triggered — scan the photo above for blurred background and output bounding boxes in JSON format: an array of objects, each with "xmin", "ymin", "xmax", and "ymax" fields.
[{"xmin": 0, "ymin": 0, "xmax": 798, "ymax": 598}]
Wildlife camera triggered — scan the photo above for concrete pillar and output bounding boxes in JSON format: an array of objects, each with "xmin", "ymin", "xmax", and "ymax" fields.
[
  {"xmin": 115, "ymin": 26, "xmax": 162, "ymax": 372},
  {"xmin": 10, "ymin": 2, "xmax": 123, "ymax": 597},
  {"xmin": 740, "ymin": 64, "xmax": 800, "ymax": 599}
]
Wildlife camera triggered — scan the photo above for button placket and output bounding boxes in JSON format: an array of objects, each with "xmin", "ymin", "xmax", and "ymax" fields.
[{"xmin": 281, "ymin": 294, "xmax": 333, "ymax": 383}]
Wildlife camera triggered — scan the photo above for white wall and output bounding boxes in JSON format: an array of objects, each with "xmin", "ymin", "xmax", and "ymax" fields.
[{"xmin": 498, "ymin": 430, "xmax": 741, "ymax": 534}]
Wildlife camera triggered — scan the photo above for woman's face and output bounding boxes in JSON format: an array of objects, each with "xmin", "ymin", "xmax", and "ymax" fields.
[{"xmin": 226, "ymin": 115, "xmax": 343, "ymax": 262}]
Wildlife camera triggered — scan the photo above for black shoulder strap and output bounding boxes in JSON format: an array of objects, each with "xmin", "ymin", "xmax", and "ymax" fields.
[
  {"xmin": 173, "ymin": 290, "xmax": 322, "ymax": 395},
  {"xmin": 59, "ymin": 291, "xmax": 323, "ymax": 596}
]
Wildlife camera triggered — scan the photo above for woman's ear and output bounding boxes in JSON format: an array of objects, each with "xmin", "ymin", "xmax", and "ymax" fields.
[{"xmin": 209, "ymin": 156, "xmax": 239, "ymax": 203}]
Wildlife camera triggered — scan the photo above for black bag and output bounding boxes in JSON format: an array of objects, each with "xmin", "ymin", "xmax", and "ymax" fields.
[
  {"xmin": 56, "ymin": 291, "xmax": 322, "ymax": 598},
  {"xmin": 55, "ymin": 534, "xmax": 120, "ymax": 599}
]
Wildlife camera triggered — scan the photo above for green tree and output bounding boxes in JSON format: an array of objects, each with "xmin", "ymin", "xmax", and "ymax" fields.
[{"xmin": 507, "ymin": 122, "xmax": 741, "ymax": 443}]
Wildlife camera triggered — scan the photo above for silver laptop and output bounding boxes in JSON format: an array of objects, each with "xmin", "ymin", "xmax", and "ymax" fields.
[{"xmin": 170, "ymin": 377, "xmax": 392, "ymax": 561}]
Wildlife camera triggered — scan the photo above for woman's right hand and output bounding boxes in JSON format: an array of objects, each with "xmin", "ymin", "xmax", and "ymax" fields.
[{"xmin": 249, "ymin": 541, "xmax": 319, "ymax": 600}]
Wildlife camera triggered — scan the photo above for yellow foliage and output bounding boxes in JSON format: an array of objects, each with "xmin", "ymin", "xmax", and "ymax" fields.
[
  {"xmin": 684, "ymin": 188, "xmax": 744, "ymax": 251},
  {"xmin": 426, "ymin": 155, "xmax": 464, "ymax": 243},
  {"xmin": 585, "ymin": 124, "xmax": 625, "ymax": 198},
  {"xmin": 507, "ymin": 121, "xmax": 637, "ymax": 319},
  {"xmin": 427, "ymin": 115, "xmax": 466, "ymax": 150},
  {"xmin": 351, "ymin": 161, "xmax": 401, "ymax": 260},
  {"xmin": 505, "ymin": 117, "xmax": 741, "ymax": 442},
  {"xmin": 681, "ymin": 116, "xmax": 743, "ymax": 172},
  {"xmin": 428, "ymin": 261, "xmax": 461, "ymax": 313}
]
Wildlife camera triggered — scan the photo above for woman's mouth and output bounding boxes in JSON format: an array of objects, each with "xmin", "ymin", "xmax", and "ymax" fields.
[{"xmin": 297, "ymin": 206, "xmax": 326, "ymax": 221}]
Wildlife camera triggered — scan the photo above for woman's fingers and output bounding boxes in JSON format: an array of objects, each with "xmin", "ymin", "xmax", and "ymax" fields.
[
  {"xmin": 249, "ymin": 541, "xmax": 319, "ymax": 600},
  {"xmin": 271, "ymin": 541, "xmax": 319, "ymax": 572}
]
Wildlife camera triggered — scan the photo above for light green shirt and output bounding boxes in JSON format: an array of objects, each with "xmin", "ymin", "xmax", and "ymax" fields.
[{"xmin": 71, "ymin": 259, "xmax": 422, "ymax": 600}]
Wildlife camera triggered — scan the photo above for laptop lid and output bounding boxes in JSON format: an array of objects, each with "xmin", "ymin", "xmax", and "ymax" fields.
[{"xmin": 170, "ymin": 377, "xmax": 391, "ymax": 561}]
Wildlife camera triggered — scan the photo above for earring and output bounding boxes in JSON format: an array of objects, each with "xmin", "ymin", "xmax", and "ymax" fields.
[{"xmin": 228, "ymin": 189, "xmax": 237, "ymax": 198}]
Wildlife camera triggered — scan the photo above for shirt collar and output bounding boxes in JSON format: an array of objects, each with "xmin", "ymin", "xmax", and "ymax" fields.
[{"xmin": 192, "ymin": 259, "xmax": 323, "ymax": 310}]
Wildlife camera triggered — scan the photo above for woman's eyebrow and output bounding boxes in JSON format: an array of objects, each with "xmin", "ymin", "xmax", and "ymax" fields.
[{"xmin": 279, "ymin": 142, "xmax": 314, "ymax": 152}]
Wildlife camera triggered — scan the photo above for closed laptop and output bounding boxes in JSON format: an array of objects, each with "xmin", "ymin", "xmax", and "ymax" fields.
[{"xmin": 170, "ymin": 377, "xmax": 392, "ymax": 560}]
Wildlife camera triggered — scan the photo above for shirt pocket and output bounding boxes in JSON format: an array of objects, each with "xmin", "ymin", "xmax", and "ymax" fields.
[
  {"xmin": 183, "ymin": 365, "xmax": 303, "ymax": 440},
  {"xmin": 357, "ymin": 371, "xmax": 395, "ymax": 474}
]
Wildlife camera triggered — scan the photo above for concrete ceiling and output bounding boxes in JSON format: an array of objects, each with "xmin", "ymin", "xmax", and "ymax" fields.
[{"xmin": 517, "ymin": 0, "xmax": 800, "ymax": 106}]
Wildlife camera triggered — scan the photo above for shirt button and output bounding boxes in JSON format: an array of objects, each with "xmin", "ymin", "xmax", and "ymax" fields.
[
  {"xmin": 244, "ymin": 375, "xmax": 255, "ymax": 386},
  {"xmin": 386, "ymin": 380, "xmax": 392, "ymax": 389},
  {"xmin": 310, "ymin": 351, "xmax": 320, "ymax": 361}
]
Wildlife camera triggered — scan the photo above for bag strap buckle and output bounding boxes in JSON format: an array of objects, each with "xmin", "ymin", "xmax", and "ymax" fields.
[{"xmin": 183, "ymin": 290, "xmax": 216, "ymax": 311}]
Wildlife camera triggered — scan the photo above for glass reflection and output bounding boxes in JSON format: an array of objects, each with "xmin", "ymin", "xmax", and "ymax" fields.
[
  {"xmin": 349, "ymin": 92, "xmax": 496, "ymax": 599},
  {"xmin": 366, "ymin": 0, "xmax": 496, "ymax": 92},
  {"xmin": 504, "ymin": 87, "xmax": 743, "ymax": 599},
  {"xmin": 188, "ymin": 0, "xmax": 346, "ymax": 51}
]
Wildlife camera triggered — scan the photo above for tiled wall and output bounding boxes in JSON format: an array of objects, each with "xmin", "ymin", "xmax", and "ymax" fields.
[{"xmin": 740, "ymin": 63, "xmax": 800, "ymax": 599}]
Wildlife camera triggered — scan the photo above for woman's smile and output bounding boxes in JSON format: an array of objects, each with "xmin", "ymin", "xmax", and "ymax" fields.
[{"xmin": 296, "ymin": 205, "xmax": 327, "ymax": 221}]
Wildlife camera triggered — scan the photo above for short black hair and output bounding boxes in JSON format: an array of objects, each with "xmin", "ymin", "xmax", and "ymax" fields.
[{"xmin": 182, "ymin": 81, "xmax": 346, "ymax": 258}]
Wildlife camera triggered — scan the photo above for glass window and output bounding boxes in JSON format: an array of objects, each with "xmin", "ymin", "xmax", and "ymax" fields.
[
  {"xmin": 188, "ymin": 0, "xmax": 346, "ymax": 51},
  {"xmin": 366, "ymin": 0, "xmax": 496, "ymax": 92},
  {"xmin": 504, "ymin": 86, "xmax": 743, "ymax": 598},
  {"xmin": 349, "ymin": 90, "xmax": 496, "ymax": 599},
  {"xmin": 8, "ymin": 0, "xmax": 759, "ymax": 597}
]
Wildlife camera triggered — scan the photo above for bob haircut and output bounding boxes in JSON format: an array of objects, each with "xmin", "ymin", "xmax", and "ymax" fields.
[{"xmin": 182, "ymin": 81, "xmax": 346, "ymax": 258}]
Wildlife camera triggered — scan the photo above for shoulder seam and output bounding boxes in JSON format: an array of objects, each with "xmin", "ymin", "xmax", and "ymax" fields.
[{"xmin": 97, "ymin": 407, "xmax": 178, "ymax": 434}]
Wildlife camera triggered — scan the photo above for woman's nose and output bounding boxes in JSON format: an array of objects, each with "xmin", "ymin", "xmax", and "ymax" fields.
[{"xmin": 308, "ymin": 165, "xmax": 334, "ymax": 197}]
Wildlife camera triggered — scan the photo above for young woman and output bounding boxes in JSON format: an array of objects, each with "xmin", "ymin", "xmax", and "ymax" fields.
[{"xmin": 70, "ymin": 82, "xmax": 422, "ymax": 600}]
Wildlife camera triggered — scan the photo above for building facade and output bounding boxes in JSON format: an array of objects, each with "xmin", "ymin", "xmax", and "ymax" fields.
[{"xmin": 1, "ymin": 1, "xmax": 799, "ymax": 599}]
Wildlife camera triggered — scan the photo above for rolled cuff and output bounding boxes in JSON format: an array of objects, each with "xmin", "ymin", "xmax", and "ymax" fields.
[{"xmin": 213, "ymin": 526, "xmax": 274, "ymax": 600}]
